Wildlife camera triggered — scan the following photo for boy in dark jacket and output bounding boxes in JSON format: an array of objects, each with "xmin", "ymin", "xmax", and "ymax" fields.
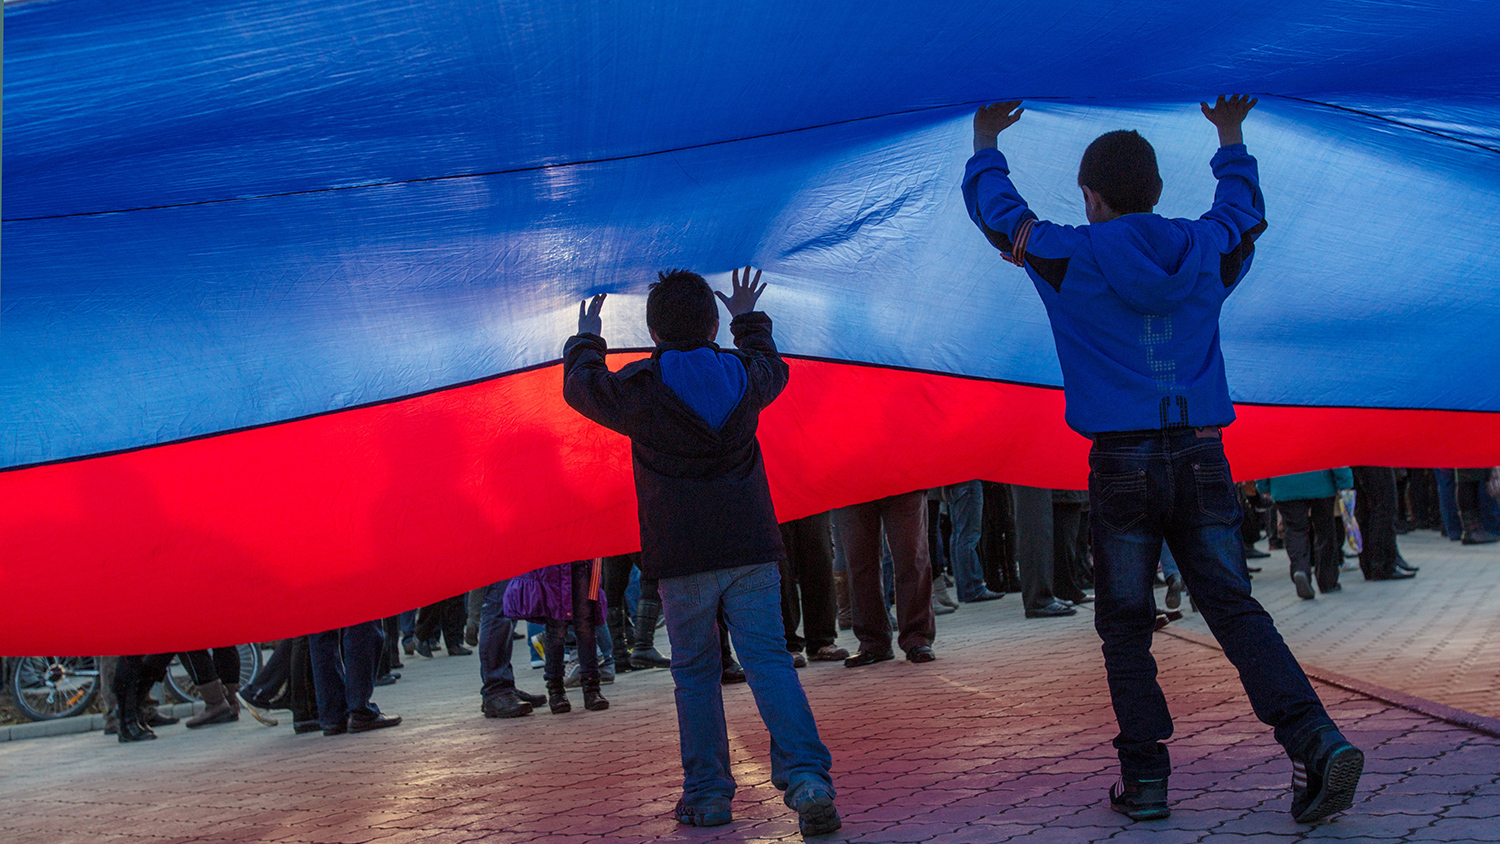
[
  {"xmin": 563, "ymin": 267, "xmax": 840, "ymax": 836},
  {"xmin": 963, "ymin": 97, "xmax": 1362, "ymax": 824}
]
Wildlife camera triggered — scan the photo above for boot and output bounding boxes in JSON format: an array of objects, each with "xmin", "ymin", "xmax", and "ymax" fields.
[
  {"xmin": 224, "ymin": 683, "xmax": 241, "ymax": 718},
  {"xmin": 546, "ymin": 680, "xmax": 571, "ymax": 714},
  {"xmin": 1460, "ymin": 512, "xmax": 1500, "ymax": 545},
  {"xmin": 930, "ymin": 572, "xmax": 959, "ymax": 614},
  {"xmin": 630, "ymin": 599, "xmax": 672, "ymax": 669},
  {"xmin": 185, "ymin": 679, "xmax": 236, "ymax": 728},
  {"xmin": 117, "ymin": 681, "xmax": 156, "ymax": 744},
  {"xmin": 607, "ymin": 606, "xmax": 634, "ymax": 672},
  {"xmin": 832, "ymin": 570, "xmax": 853, "ymax": 630},
  {"xmin": 581, "ymin": 675, "xmax": 609, "ymax": 711}
]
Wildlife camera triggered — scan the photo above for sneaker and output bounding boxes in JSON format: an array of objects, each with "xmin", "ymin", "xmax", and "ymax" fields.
[
  {"xmin": 402, "ymin": 637, "xmax": 415, "ymax": 656},
  {"xmin": 564, "ymin": 661, "xmax": 616, "ymax": 688},
  {"xmin": 1109, "ymin": 777, "xmax": 1170, "ymax": 821},
  {"xmin": 673, "ymin": 800, "xmax": 732, "ymax": 827},
  {"xmin": 464, "ymin": 621, "xmax": 479, "ymax": 647},
  {"xmin": 791, "ymin": 651, "xmax": 808, "ymax": 668},
  {"xmin": 1291, "ymin": 731, "xmax": 1364, "ymax": 823},
  {"xmin": 809, "ymin": 645, "xmax": 849, "ymax": 662},
  {"xmin": 792, "ymin": 788, "xmax": 842, "ymax": 836},
  {"xmin": 1292, "ymin": 571, "xmax": 1316, "ymax": 600},
  {"xmin": 721, "ymin": 661, "xmax": 747, "ymax": 685},
  {"xmin": 1164, "ymin": 573, "xmax": 1183, "ymax": 610},
  {"xmin": 529, "ymin": 633, "xmax": 545, "ymax": 669}
]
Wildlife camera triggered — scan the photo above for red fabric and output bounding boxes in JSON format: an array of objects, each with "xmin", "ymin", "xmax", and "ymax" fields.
[{"xmin": 3, "ymin": 357, "xmax": 1497, "ymax": 654}]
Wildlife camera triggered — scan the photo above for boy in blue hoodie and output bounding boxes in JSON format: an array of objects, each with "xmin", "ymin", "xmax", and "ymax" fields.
[
  {"xmin": 563, "ymin": 268, "xmax": 840, "ymax": 837},
  {"xmin": 963, "ymin": 98, "xmax": 1363, "ymax": 824}
]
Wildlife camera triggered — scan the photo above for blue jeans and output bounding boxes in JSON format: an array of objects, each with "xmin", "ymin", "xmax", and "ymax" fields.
[
  {"xmin": 942, "ymin": 481, "xmax": 987, "ymax": 601},
  {"xmin": 308, "ymin": 620, "xmax": 384, "ymax": 729},
  {"xmin": 1158, "ymin": 542, "xmax": 1179, "ymax": 579},
  {"xmin": 479, "ymin": 579, "xmax": 519, "ymax": 701},
  {"xmin": 658, "ymin": 562, "xmax": 833, "ymax": 810},
  {"xmin": 1089, "ymin": 429, "xmax": 1334, "ymax": 779}
]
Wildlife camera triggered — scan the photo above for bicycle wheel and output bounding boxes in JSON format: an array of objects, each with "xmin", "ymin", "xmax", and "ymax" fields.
[
  {"xmin": 165, "ymin": 644, "xmax": 262, "ymax": 702},
  {"xmin": 8, "ymin": 656, "xmax": 100, "ymax": 721}
]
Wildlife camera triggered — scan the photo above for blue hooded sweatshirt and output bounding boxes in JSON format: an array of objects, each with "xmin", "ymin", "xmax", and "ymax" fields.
[{"xmin": 962, "ymin": 144, "xmax": 1267, "ymax": 436}]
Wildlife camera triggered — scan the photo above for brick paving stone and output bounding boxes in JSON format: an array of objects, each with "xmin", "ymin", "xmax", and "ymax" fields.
[{"xmin": 4, "ymin": 537, "xmax": 1499, "ymax": 843}]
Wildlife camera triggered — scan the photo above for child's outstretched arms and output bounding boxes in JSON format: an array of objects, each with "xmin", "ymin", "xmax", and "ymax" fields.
[
  {"xmin": 564, "ymin": 292, "xmax": 633, "ymax": 433},
  {"xmin": 973, "ymin": 101, "xmax": 1024, "ymax": 153},
  {"xmin": 1200, "ymin": 94, "xmax": 1258, "ymax": 147}
]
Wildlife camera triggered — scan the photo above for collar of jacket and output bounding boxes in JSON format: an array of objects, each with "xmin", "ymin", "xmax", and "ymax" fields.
[{"xmin": 650, "ymin": 338, "xmax": 721, "ymax": 359}]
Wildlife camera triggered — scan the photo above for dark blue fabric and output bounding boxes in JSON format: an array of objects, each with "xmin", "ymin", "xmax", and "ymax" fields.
[
  {"xmin": 964, "ymin": 145, "xmax": 1265, "ymax": 435},
  {"xmin": 659, "ymin": 348, "xmax": 748, "ymax": 431},
  {"xmin": 5, "ymin": 1, "xmax": 1500, "ymax": 467}
]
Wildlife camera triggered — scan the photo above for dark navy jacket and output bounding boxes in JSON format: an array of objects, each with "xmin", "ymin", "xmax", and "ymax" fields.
[
  {"xmin": 963, "ymin": 144, "xmax": 1267, "ymax": 436},
  {"xmin": 562, "ymin": 311, "xmax": 789, "ymax": 580}
]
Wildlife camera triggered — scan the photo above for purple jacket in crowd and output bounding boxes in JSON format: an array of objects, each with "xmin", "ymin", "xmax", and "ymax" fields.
[{"xmin": 502, "ymin": 561, "xmax": 607, "ymax": 625}]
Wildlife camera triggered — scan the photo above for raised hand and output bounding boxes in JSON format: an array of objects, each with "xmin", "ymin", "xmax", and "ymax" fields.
[
  {"xmin": 578, "ymin": 293, "xmax": 606, "ymax": 336},
  {"xmin": 973, "ymin": 101, "xmax": 1024, "ymax": 151},
  {"xmin": 1200, "ymin": 94, "xmax": 1258, "ymax": 147},
  {"xmin": 715, "ymin": 266, "xmax": 766, "ymax": 317}
]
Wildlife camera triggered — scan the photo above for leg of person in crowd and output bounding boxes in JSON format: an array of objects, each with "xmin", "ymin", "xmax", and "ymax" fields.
[
  {"xmin": 181, "ymin": 648, "xmax": 236, "ymax": 728},
  {"xmin": 288, "ymin": 636, "xmax": 321, "ymax": 734},
  {"xmin": 571, "ymin": 559, "xmax": 609, "ymax": 710},
  {"xmin": 1435, "ymin": 468, "xmax": 1463, "ymax": 540},
  {"xmin": 946, "ymin": 480, "xmax": 1002, "ymax": 603},
  {"xmin": 414, "ymin": 600, "xmax": 444, "ymax": 657},
  {"xmin": 1277, "ymin": 500, "xmax": 1317, "ymax": 600},
  {"xmin": 309, "ymin": 621, "xmax": 399, "ymax": 735},
  {"xmin": 399, "ymin": 609, "xmax": 418, "ymax": 655},
  {"xmin": 830, "ymin": 517, "xmax": 853, "ymax": 631},
  {"xmin": 879, "ymin": 490, "xmax": 938, "ymax": 662},
  {"xmin": 466, "ymin": 588, "xmax": 485, "ymax": 646},
  {"xmin": 836, "ymin": 500, "xmax": 897, "ymax": 665},
  {"xmin": 112, "ymin": 656, "xmax": 155, "ymax": 743},
  {"xmin": 603, "ymin": 554, "xmax": 637, "ymax": 672},
  {"xmin": 1159, "ymin": 543, "xmax": 1184, "ymax": 612},
  {"xmin": 100, "ymin": 656, "xmax": 120, "ymax": 735},
  {"xmin": 787, "ymin": 512, "xmax": 847, "ymax": 663},
  {"xmin": 1307, "ymin": 497, "xmax": 1340, "ymax": 594},
  {"xmin": 1013, "ymin": 485, "xmax": 1075, "ymax": 618},
  {"xmin": 1353, "ymin": 467, "xmax": 1415, "ymax": 581},
  {"xmin": 631, "ymin": 575, "xmax": 672, "ymax": 669},
  {"xmin": 543, "ymin": 614, "xmax": 572, "ymax": 714},
  {"xmin": 718, "ymin": 611, "xmax": 747, "ymax": 683},
  {"xmin": 926, "ymin": 494, "xmax": 960, "ymax": 613},
  {"xmin": 662, "ymin": 563, "xmax": 840, "ymax": 835},
  {"xmin": 1455, "ymin": 468, "xmax": 1500, "ymax": 544},
  {"xmin": 441, "ymin": 594, "xmax": 472, "ymax": 655},
  {"xmin": 1052, "ymin": 491, "xmax": 1092, "ymax": 605},
  {"xmin": 137, "ymin": 654, "xmax": 176, "ymax": 728},
  {"xmin": 478, "ymin": 579, "xmax": 545, "ymax": 718},
  {"xmin": 376, "ymin": 618, "xmax": 400, "ymax": 683},
  {"xmin": 777, "ymin": 553, "xmax": 810, "ymax": 665},
  {"xmin": 1093, "ymin": 431, "xmax": 1359, "ymax": 824},
  {"xmin": 243, "ymin": 639, "xmax": 293, "ymax": 709}
]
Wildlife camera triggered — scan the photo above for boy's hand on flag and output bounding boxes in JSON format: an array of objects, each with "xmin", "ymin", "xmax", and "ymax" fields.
[
  {"xmin": 973, "ymin": 101, "xmax": 1024, "ymax": 151},
  {"xmin": 578, "ymin": 293, "xmax": 606, "ymax": 335},
  {"xmin": 1201, "ymin": 94, "xmax": 1258, "ymax": 146},
  {"xmin": 716, "ymin": 266, "xmax": 766, "ymax": 317}
]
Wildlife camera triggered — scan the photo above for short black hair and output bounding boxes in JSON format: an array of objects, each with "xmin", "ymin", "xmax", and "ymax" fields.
[
  {"xmin": 1077, "ymin": 130, "xmax": 1162, "ymax": 216},
  {"xmin": 646, "ymin": 269, "xmax": 718, "ymax": 342}
]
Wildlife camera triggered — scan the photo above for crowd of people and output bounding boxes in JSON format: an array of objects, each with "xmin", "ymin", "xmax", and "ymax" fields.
[{"xmin": 97, "ymin": 97, "xmax": 1500, "ymax": 839}]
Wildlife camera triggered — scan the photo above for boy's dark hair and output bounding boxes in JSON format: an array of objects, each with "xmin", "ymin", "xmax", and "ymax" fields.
[
  {"xmin": 647, "ymin": 269, "xmax": 718, "ymax": 342},
  {"xmin": 1077, "ymin": 130, "xmax": 1162, "ymax": 216}
]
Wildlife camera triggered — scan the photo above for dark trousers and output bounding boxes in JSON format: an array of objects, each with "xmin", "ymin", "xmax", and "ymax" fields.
[
  {"xmin": 243, "ymin": 639, "xmax": 292, "ymax": 702},
  {"xmin": 415, "ymin": 594, "xmax": 466, "ymax": 649},
  {"xmin": 778, "ymin": 512, "xmax": 838, "ymax": 654},
  {"xmin": 1353, "ymin": 467, "xmax": 1400, "ymax": 579},
  {"xmin": 1277, "ymin": 497, "xmax": 1339, "ymax": 592},
  {"xmin": 180, "ymin": 647, "xmax": 240, "ymax": 687},
  {"xmin": 603, "ymin": 552, "xmax": 658, "ymax": 613},
  {"xmin": 1052, "ymin": 500, "xmax": 1089, "ymax": 602},
  {"xmin": 834, "ymin": 490, "xmax": 935, "ymax": 655},
  {"xmin": 288, "ymin": 636, "xmax": 318, "ymax": 725},
  {"xmin": 308, "ymin": 620, "xmax": 384, "ymax": 729},
  {"xmin": 1089, "ymin": 429, "xmax": 1333, "ymax": 778},
  {"xmin": 1011, "ymin": 485, "xmax": 1057, "ymax": 610},
  {"xmin": 544, "ymin": 560, "xmax": 601, "ymax": 686}
]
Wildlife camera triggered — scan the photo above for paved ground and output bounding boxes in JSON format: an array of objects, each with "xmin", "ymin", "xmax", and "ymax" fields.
[{"xmin": 2, "ymin": 532, "xmax": 1498, "ymax": 844}]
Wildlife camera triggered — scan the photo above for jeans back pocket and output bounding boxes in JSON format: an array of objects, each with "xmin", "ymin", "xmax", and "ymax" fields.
[{"xmin": 1091, "ymin": 469, "xmax": 1148, "ymax": 534}]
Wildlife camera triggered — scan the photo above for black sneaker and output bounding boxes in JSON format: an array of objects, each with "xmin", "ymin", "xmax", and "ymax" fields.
[
  {"xmin": 1292, "ymin": 571, "xmax": 1316, "ymax": 600},
  {"xmin": 673, "ymin": 800, "xmax": 732, "ymax": 827},
  {"xmin": 792, "ymin": 788, "xmax": 842, "ymax": 836},
  {"xmin": 1109, "ymin": 777, "xmax": 1170, "ymax": 821},
  {"xmin": 1164, "ymin": 574, "xmax": 1184, "ymax": 610},
  {"xmin": 1291, "ymin": 731, "xmax": 1364, "ymax": 823}
]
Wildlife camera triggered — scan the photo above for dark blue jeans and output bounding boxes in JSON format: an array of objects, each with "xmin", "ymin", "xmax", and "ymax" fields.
[
  {"xmin": 308, "ymin": 620, "xmax": 384, "ymax": 729},
  {"xmin": 479, "ymin": 579, "xmax": 518, "ymax": 701},
  {"xmin": 1089, "ymin": 429, "xmax": 1334, "ymax": 779}
]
